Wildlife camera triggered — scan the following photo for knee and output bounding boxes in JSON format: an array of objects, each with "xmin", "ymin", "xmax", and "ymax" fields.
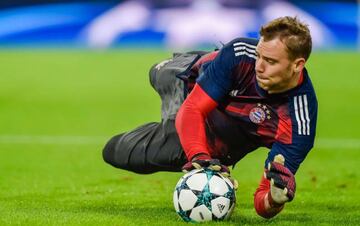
[
  {"xmin": 149, "ymin": 63, "xmax": 158, "ymax": 89},
  {"xmin": 102, "ymin": 133, "xmax": 150, "ymax": 173},
  {"xmin": 102, "ymin": 134, "xmax": 123, "ymax": 166}
]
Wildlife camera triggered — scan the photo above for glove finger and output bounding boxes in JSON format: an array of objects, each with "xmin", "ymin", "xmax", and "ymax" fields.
[
  {"xmin": 231, "ymin": 178, "xmax": 239, "ymax": 190},
  {"xmin": 269, "ymin": 162, "xmax": 292, "ymax": 176},
  {"xmin": 283, "ymin": 187, "xmax": 289, "ymax": 196},
  {"xmin": 182, "ymin": 161, "xmax": 195, "ymax": 172},
  {"xmin": 208, "ymin": 164, "xmax": 221, "ymax": 171},
  {"xmin": 221, "ymin": 165, "xmax": 230, "ymax": 174},
  {"xmin": 273, "ymin": 180, "xmax": 286, "ymax": 189},
  {"xmin": 220, "ymin": 171, "xmax": 230, "ymax": 178},
  {"xmin": 208, "ymin": 158, "xmax": 221, "ymax": 166},
  {"xmin": 192, "ymin": 162, "xmax": 205, "ymax": 169},
  {"xmin": 208, "ymin": 159, "xmax": 222, "ymax": 171},
  {"xmin": 286, "ymin": 188, "xmax": 295, "ymax": 201},
  {"xmin": 265, "ymin": 169, "xmax": 273, "ymax": 180},
  {"xmin": 268, "ymin": 172, "xmax": 286, "ymax": 189},
  {"xmin": 220, "ymin": 174, "xmax": 238, "ymax": 190}
]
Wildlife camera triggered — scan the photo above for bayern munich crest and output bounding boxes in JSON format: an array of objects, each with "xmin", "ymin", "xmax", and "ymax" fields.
[{"xmin": 249, "ymin": 103, "xmax": 271, "ymax": 124}]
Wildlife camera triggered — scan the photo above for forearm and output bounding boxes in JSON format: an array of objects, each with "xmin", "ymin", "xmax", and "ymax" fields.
[{"xmin": 175, "ymin": 84, "xmax": 217, "ymax": 160}]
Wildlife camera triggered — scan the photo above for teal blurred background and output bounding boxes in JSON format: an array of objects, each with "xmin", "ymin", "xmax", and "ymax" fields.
[{"xmin": 0, "ymin": 0, "xmax": 358, "ymax": 50}]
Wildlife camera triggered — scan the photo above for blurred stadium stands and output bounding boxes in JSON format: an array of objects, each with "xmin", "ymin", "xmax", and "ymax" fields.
[{"xmin": 0, "ymin": 0, "xmax": 358, "ymax": 50}]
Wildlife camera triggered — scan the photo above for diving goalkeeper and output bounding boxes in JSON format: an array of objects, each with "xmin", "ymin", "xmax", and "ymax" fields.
[{"xmin": 103, "ymin": 16, "xmax": 317, "ymax": 218}]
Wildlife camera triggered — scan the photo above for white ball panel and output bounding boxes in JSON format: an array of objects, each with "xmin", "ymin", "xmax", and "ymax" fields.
[
  {"xmin": 178, "ymin": 189, "xmax": 198, "ymax": 211},
  {"xmin": 186, "ymin": 173, "xmax": 208, "ymax": 191},
  {"xmin": 173, "ymin": 190, "xmax": 179, "ymax": 212},
  {"xmin": 190, "ymin": 205, "xmax": 212, "ymax": 222},
  {"xmin": 221, "ymin": 175, "xmax": 234, "ymax": 190},
  {"xmin": 209, "ymin": 175, "xmax": 229, "ymax": 196},
  {"xmin": 211, "ymin": 197, "xmax": 230, "ymax": 219}
]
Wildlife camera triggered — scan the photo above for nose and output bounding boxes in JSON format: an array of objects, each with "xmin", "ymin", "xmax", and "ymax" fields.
[{"xmin": 255, "ymin": 58, "xmax": 264, "ymax": 74}]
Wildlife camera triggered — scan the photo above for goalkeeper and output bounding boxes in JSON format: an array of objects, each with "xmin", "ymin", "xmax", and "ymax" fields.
[{"xmin": 102, "ymin": 16, "xmax": 317, "ymax": 219}]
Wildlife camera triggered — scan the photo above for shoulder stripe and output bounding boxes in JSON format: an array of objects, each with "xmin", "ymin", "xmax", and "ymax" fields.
[
  {"xmin": 233, "ymin": 42, "xmax": 256, "ymax": 49},
  {"xmin": 234, "ymin": 51, "xmax": 257, "ymax": 59},
  {"xmin": 303, "ymin": 94, "xmax": 311, "ymax": 135},
  {"xmin": 293, "ymin": 95, "xmax": 311, "ymax": 136},
  {"xmin": 293, "ymin": 96, "xmax": 302, "ymax": 135},
  {"xmin": 233, "ymin": 42, "xmax": 257, "ymax": 59},
  {"xmin": 234, "ymin": 46, "xmax": 256, "ymax": 54},
  {"xmin": 298, "ymin": 95, "xmax": 307, "ymax": 135}
]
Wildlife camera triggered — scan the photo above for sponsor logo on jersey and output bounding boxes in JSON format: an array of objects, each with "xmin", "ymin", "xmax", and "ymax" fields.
[
  {"xmin": 229, "ymin": 89, "xmax": 240, "ymax": 97},
  {"xmin": 249, "ymin": 103, "xmax": 271, "ymax": 124}
]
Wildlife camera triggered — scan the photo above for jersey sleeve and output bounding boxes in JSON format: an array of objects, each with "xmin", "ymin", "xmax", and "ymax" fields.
[
  {"xmin": 175, "ymin": 84, "xmax": 218, "ymax": 160},
  {"xmin": 265, "ymin": 93, "xmax": 318, "ymax": 174},
  {"xmin": 176, "ymin": 38, "xmax": 258, "ymax": 160},
  {"xmin": 196, "ymin": 38, "xmax": 258, "ymax": 102}
]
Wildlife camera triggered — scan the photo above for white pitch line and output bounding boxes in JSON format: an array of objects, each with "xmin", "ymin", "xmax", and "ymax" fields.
[
  {"xmin": 0, "ymin": 135, "xmax": 107, "ymax": 145},
  {"xmin": 0, "ymin": 135, "xmax": 359, "ymax": 149}
]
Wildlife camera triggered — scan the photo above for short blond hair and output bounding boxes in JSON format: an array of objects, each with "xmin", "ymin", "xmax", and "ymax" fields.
[{"xmin": 260, "ymin": 16, "xmax": 312, "ymax": 61}]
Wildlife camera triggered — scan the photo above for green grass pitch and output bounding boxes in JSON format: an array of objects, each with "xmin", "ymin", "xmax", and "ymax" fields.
[{"xmin": 0, "ymin": 50, "xmax": 359, "ymax": 225}]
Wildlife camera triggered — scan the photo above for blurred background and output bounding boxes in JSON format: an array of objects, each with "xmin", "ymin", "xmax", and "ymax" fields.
[
  {"xmin": 0, "ymin": 0, "xmax": 358, "ymax": 50},
  {"xmin": 1, "ymin": 1, "xmax": 360, "ymax": 225}
]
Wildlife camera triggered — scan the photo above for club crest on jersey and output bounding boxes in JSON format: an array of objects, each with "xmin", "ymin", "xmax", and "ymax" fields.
[{"xmin": 249, "ymin": 103, "xmax": 271, "ymax": 124}]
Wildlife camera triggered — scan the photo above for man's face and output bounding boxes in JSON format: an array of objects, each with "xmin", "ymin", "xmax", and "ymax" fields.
[{"xmin": 255, "ymin": 37, "xmax": 297, "ymax": 93}]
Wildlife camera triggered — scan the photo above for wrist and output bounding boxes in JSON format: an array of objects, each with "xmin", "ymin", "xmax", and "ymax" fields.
[{"xmin": 191, "ymin": 153, "xmax": 211, "ymax": 161}]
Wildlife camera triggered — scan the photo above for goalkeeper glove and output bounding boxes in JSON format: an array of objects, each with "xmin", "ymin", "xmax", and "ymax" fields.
[
  {"xmin": 265, "ymin": 154, "xmax": 296, "ymax": 205},
  {"xmin": 182, "ymin": 154, "xmax": 238, "ymax": 189}
]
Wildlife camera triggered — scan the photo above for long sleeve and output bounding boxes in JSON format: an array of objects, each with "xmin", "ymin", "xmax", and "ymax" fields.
[{"xmin": 175, "ymin": 84, "xmax": 217, "ymax": 160}]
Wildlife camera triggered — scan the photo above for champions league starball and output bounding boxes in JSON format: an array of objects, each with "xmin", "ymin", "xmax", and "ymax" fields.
[{"xmin": 173, "ymin": 168, "xmax": 236, "ymax": 222}]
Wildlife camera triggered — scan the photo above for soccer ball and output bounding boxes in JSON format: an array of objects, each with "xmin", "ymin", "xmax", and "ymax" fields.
[{"xmin": 173, "ymin": 168, "xmax": 236, "ymax": 222}]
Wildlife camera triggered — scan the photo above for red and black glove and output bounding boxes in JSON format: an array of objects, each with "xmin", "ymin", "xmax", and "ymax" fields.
[
  {"xmin": 182, "ymin": 154, "xmax": 230, "ymax": 176},
  {"xmin": 182, "ymin": 153, "xmax": 238, "ymax": 189},
  {"xmin": 265, "ymin": 154, "xmax": 296, "ymax": 204}
]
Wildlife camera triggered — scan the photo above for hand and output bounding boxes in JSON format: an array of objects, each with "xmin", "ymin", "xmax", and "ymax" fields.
[
  {"xmin": 265, "ymin": 154, "xmax": 296, "ymax": 205},
  {"xmin": 182, "ymin": 154, "xmax": 229, "ymax": 175},
  {"xmin": 182, "ymin": 154, "xmax": 238, "ymax": 189}
]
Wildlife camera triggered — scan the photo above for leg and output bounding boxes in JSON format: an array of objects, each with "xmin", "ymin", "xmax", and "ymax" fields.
[
  {"xmin": 103, "ymin": 119, "xmax": 187, "ymax": 174},
  {"xmin": 103, "ymin": 53, "xmax": 199, "ymax": 173},
  {"xmin": 149, "ymin": 52, "xmax": 200, "ymax": 120}
]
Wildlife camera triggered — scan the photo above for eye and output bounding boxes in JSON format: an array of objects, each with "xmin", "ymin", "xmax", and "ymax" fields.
[{"xmin": 266, "ymin": 59, "xmax": 275, "ymax": 65}]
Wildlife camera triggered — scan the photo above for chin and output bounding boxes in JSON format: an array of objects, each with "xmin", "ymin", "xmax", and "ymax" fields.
[{"xmin": 258, "ymin": 82, "xmax": 268, "ymax": 90}]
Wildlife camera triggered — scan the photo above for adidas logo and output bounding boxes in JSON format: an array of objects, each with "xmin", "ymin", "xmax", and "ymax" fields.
[{"xmin": 217, "ymin": 203, "xmax": 226, "ymax": 213}]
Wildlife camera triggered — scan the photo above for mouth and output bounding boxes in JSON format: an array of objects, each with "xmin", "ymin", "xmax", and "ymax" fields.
[
  {"xmin": 256, "ymin": 74, "xmax": 268, "ymax": 81},
  {"xmin": 256, "ymin": 75, "xmax": 270, "ymax": 90}
]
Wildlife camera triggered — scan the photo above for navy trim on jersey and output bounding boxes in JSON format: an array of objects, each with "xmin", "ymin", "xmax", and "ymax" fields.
[{"xmin": 196, "ymin": 38, "xmax": 258, "ymax": 102}]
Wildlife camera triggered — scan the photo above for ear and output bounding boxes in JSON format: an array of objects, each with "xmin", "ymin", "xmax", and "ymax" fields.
[{"xmin": 293, "ymin": 58, "xmax": 305, "ymax": 73}]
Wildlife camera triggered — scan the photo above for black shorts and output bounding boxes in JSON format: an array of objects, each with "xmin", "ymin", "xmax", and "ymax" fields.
[{"xmin": 103, "ymin": 52, "xmax": 204, "ymax": 174}]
